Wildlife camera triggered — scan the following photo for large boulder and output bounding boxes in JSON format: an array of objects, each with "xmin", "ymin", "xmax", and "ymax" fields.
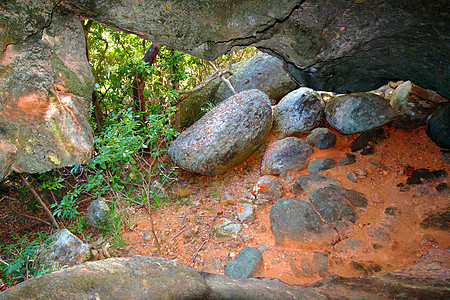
[
  {"xmin": 179, "ymin": 52, "xmax": 298, "ymax": 128},
  {"xmin": 272, "ymin": 87, "xmax": 325, "ymax": 139},
  {"xmin": 169, "ymin": 89, "xmax": 272, "ymax": 176},
  {"xmin": 325, "ymin": 93, "xmax": 396, "ymax": 134},
  {"xmin": 0, "ymin": 1, "xmax": 94, "ymax": 180},
  {"xmin": 1, "ymin": 249, "xmax": 449, "ymax": 299}
]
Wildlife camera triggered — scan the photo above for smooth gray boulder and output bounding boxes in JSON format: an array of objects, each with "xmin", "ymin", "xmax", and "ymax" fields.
[
  {"xmin": 325, "ymin": 93, "xmax": 396, "ymax": 134},
  {"xmin": 169, "ymin": 89, "xmax": 272, "ymax": 176},
  {"xmin": 0, "ymin": 1, "xmax": 94, "ymax": 180},
  {"xmin": 224, "ymin": 247, "xmax": 264, "ymax": 279},
  {"xmin": 35, "ymin": 229, "xmax": 90, "ymax": 270},
  {"xmin": 261, "ymin": 137, "xmax": 313, "ymax": 176},
  {"xmin": 272, "ymin": 87, "xmax": 325, "ymax": 139}
]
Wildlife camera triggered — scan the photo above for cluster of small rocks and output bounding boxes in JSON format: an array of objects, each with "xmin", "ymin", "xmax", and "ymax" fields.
[{"xmin": 167, "ymin": 76, "xmax": 448, "ymax": 279}]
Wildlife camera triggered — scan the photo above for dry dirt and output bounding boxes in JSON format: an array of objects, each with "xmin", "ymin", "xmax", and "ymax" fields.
[{"xmin": 121, "ymin": 125, "xmax": 450, "ymax": 285}]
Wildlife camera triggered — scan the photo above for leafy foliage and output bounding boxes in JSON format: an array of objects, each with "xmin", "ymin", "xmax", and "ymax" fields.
[{"xmin": 0, "ymin": 233, "xmax": 51, "ymax": 285}]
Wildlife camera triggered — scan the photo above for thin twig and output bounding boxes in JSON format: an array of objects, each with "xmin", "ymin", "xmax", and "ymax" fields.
[
  {"xmin": 14, "ymin": 212, "xmax": 51, "ymax": 226},
  {"xmin": 18, "ymin": 174, "xmax": 60, "ymax": 229},
  {"xmin": 190, "ymin": 222, "xmax": 214, "ymax": 268},
  {"xmin": 208, "ymin": 61, "xmax": 236, "ymax": 95},
  {"xmin": 172, "ymin": 213, "xmax": 189, "ymax": 240}
]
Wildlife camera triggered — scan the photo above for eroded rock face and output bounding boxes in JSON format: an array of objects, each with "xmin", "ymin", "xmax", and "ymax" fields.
[
  {"xmin": 1, "ymin": 249, "xmax": 449, "ymax": 299},
  {"xmin": 62, "ymin": 0, "xmax": 449, "ymax": 99},
  {"xmin": 0, "ymin": 1, "xmax": 94, "ymax": 180}
]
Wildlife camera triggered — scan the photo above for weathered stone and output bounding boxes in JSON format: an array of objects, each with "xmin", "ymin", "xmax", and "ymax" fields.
[
  {"xmin": 0, "ymin": 2, "xmax": 94, "ymax": 180},
  {"xmin": 290, "ymin": 174, "xmax": 340, "ymax": 197},
  {"xmin": 309, "ymin": 185, "xmax": 368, "ymax": 226},
  {"xmin": 312, "ymin": 252, "xmax": 329, "ymax": 277},
  {"xmin": 202, "ymin": 257, "xmax": 224, "ymax": 274},
  {"xmin": 390, "ymin": 81, "xmax": 448, "ymax": 130},
  {"xmin": 261, "ymin": 137, "xmax": 312, "ymax": 176},
  {"xmin": 420, "ymin": 209, "xmax": 449, "ymax": 231},
  {"xmin": 169, "ymin": 89, "xmax": 272, "ymax": 176},
  {"xmin": 85, "ymin": 199, "xmax": 110, "ymax": 229},
  {"xmin": 339, "ymin": 153, "xmax": 356, "ymax": 166},
  {"xmin": 252, "ymin": 175, "xmax": 284, "ymax": 203},
  {"xmin": 224, "ymin": 247, "xmax": 263, "ymax": 279},
  {"xmin": 212, "ymin": 218, "xmax": 243, "ymax": 240},
  {"xmin": 426, "ymin": 103, "xmax": 450, "ymax": 149},
  {"xmin": 215, "ymin": 52, "xmax": 298, "ymax": 105},
  {"xmin": 270, "ymin": 197, "xmax": 337, "ymax": 249},
  {"xmin": 236, "ymin": 203, "xmax": 255, "ymax": 222},
  {"xmin": 61, "ymin": 0, "xmax": 449, "ymax": 99},
  {"xmin": 306, "ymin": 128, "xmax": 336, "ymax": 149},
  {"xmin": 325, "ymin": 93, "xmax": 396, "ymax": 134},
  {"xmin": 350, "ymin": 127, "xmax": 390, "ymax": 152},
  {"xmin": 307, "ymin": 158, "xmax": 337, "ymax": 174},
  {"xmin": 272, "ymin": 87, "xmax": 325, "ymax": 139},
  {"xmin": 35, "ymin": 229, "xmax": 90, "ymax": 270},
  {"xmin": 2, "ymin": 249, "xmax": 449, "ymax": 299}
]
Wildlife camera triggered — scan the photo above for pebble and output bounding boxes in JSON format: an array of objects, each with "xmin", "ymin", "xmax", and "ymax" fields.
[{"xmin": 347, "ymin": 171, "xmax": 357, "ymax": 183}]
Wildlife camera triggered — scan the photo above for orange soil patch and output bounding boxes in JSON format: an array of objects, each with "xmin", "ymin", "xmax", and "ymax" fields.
[{"xmin": 122, "ymin": 125, "xmax": 449, "ymax": 285}]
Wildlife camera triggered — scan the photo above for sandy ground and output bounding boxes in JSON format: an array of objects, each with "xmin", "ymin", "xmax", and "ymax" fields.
[{"xmin": 122, "ymin": 125, "xmax": 449, "ymax": 285}]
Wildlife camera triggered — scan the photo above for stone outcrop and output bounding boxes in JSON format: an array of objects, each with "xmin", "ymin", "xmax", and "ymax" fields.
[
  {"xmin": 168, "ymin": 89, "xmax": 272, "ymax": 176},
  {"xmin": 0, "ymin": 1, "xmax": 94, "ymax": 180},
  {"xmin": 2, "ymin": 249, "xmax": 448, "ymax": 299},
  {"xmin": 1, "ymin": 0, "xmax": 449, "ymax": 179}
]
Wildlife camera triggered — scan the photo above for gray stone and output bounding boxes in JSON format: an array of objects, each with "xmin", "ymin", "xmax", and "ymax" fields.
[
  {"xmin": 212, "ymin": 218, "xmax": 243, "ymax": 240},
  {"xmin": 272, "ymin": 87, "xmax": 325, "ymax": 139},
  {"xmin": 2, "ymin": 249, "xmax": 449, "ymax": 300},
  {"xmin": 270, "ymin": 197, "xmax": 337, "ymax": 250},
  {"xmin": 325, "ymin": 93, "xmax": 396, "ymax": 134},
  {"xmin": 290, "ymin": 174, "xmax": 340, "ymax": 197},
  {"xmin": 347, "ymin": 171, "xmax": 357, "ymax": 183},
  {"xmin": 215, "ymin": 52, "xmax": 298, "ymax": 105},
  {"xmin": 339, "ymin": 153, "xmax": 356, "ymax": 166},
  {"xmin": 309, "ymin": 185, "xmax": 368, "ymax": 225},
  {"xmin": 169, "ymin": 89, "xmax": 272, "ymax": 176},
  {"xmin": 0, "ymin": 1, "xmax": 94, "ymax": 180},
  {"xmin": 390, "ymin": 81, "xmax": 448, "ymax": 130},
  {"xmin": 366, "ymin": 225, "xmax": 391, "ymax": 242},
  {"xmin": 85, "ymin": 199, "xmax": 110, "ymax": 229},
  {"xmin": 261, "ymin": 137, "xmax": 313, "ymax": 176},
  {"xmin": 307, "ymin": 158, "xmax": 337, "ymax": 174},
  {"xmin": 426, "ymin": 103, "xmax": 450, "ymax": 149},
  {"xmin": 237, "ymin": 203, "xmax": 255, "ymax": 222},
  {"xmin": 312, "ymin": 252, "xmax": 329, "ymax": 277},
  {"xmin": 35, "ymin": 229, "xmax": 90, "ymax": 270},
  {"xmin": 224, "ymin": 247, "xmax": 263, "ymax": 279},
  {"xmin": 252, "ymin": 175, "xmax": 284, "ymax": 203},
  {"xmin": 306, "ymin": 128, "xmax": 337, "ymax": 149}
]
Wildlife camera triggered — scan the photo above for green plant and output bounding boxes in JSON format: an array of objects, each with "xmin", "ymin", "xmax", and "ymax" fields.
[{"xmin": 0, "ymin": 233, "xmax": 51, "ymax": 284}]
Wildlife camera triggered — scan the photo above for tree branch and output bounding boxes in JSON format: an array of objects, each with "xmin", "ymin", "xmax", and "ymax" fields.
[{"xmin": 18, "ymin": 174, "xmax": 60, "ymax": 229}]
